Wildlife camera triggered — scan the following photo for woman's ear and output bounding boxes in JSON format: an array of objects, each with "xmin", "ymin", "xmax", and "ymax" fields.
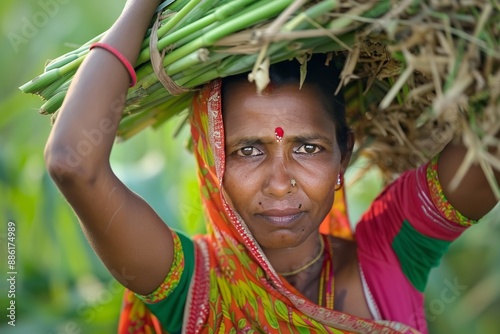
[{"xmin": 340, "ymin": 131, "xmax": 355, "ymax": 175}]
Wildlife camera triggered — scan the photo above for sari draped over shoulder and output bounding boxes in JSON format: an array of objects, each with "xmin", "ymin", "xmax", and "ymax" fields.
[{"xmin": 118, "ymin": 80, "xmax": 420, "ymax": 334}]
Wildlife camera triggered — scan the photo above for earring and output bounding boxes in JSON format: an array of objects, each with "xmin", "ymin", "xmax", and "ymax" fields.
[
  {"xmin": 290, "ymin": 179, "xmax": 297, "ymax": 187},
  {"xmin": 335, "ymin": 174, "xmax": 343, "ymax": 190}
]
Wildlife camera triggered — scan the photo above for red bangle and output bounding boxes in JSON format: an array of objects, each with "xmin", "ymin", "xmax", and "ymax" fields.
[{"xmin": 89, "ymin": 42, "xmax": 137, "ymax": 87}]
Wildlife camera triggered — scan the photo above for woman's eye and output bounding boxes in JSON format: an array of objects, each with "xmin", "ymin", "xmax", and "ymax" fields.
[
  {"xmin": 296, "ymin": 144, "xmax": 321, "ymax": 154},
  {"xmin": 237, "ymin": 147, "xmax": 262, "ymax": 156}
]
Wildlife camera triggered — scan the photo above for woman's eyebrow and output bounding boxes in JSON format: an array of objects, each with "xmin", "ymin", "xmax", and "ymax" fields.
[
  {"xmin": 226, "ymin": 134, "xmax": 333, "ymax": 147},
  {"xmin": 226, "ymin": 137, "xmax": 274, "ymax": 147},
  {"xmin": 287, "ymin": 134, "xmax": 334, "ymax": 143}
]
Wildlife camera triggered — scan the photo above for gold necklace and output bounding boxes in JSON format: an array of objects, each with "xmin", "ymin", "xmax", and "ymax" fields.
[
  {"xmin": 278, "ymin": 237, "xmax": 325, "ymax": 277},
  {"xmin": 318, "ymin": 236, "xmax": 334, "ymax": 309}
]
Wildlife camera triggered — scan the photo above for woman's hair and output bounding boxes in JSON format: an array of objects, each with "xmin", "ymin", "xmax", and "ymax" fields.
[{"xmin": 221, "ymin": 54, "xmax": 351, "ymax": 157}]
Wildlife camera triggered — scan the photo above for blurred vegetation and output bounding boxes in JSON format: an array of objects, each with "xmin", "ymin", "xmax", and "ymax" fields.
[{"xmin": 0, "ymin": 1, "xmax": 498, "ymax": 333}]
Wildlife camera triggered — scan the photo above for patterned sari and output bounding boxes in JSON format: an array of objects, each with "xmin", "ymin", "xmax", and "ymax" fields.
[{"xmin": 118, "ymin": 80, "xmax": 420, "ymax": 333}]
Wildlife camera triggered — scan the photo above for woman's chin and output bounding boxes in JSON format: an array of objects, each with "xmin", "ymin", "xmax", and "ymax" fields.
[{"xmin": 252, "ymin": 229, "xmax": 312, "ymax": 251}]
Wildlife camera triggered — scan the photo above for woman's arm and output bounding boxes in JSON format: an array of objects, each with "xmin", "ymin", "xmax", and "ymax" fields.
[
  {"xmin": 438, "ymin": 137, "xmax": 500, "ymax": 221},
  {"xmin": 44, "ymin": 0, "xmax": 173, "ymax": 295}
]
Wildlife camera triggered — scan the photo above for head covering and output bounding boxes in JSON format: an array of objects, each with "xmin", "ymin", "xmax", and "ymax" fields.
[{"xmin": 119, "ymin": 79, "xmax": 420, "ymax": 334}]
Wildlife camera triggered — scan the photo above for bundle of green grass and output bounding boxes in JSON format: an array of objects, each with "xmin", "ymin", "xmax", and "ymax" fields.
[{"xmin": 20, "ymin": 0, "xmax": 500, "ymax": 195}]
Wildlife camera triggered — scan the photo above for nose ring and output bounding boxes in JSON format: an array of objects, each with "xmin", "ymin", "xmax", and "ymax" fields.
[{"xmin": 290, "ymin": 179, "xmax": 297, "ymax": 187}]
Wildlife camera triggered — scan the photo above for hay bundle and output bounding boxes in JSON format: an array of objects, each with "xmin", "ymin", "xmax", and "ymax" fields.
[{"xmin": 20, "ymin": 0, "xmax": 500, "ymax": 195}]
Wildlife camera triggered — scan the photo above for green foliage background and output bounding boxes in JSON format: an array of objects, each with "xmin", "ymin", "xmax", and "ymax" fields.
[{"xmin": 0, "ymin": 1, "xmax": 498, "ymax": 333}]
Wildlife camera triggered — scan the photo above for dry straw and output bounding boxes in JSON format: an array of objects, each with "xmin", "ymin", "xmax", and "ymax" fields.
[{"xmin": 20, "ymin": 0, "xmax": 500, "ymax": 196}]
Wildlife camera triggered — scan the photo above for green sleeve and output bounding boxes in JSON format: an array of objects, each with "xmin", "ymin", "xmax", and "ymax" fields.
[
  {"xmin": 392, "ymin": 220, "xmax": 452, "ymax": 292},
  {"xmin": 143, "ymin": 232, "xmax": 195, "ymax": 333}
]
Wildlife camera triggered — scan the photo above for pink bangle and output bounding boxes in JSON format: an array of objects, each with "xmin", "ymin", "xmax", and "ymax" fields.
[{"xmin": 89, "ymin": 42, "xmax": 137, "ymax": 87}]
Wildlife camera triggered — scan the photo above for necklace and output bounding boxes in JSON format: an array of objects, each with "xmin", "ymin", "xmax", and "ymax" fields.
[
  {"xmin": 278, "ymin": 236, "xmax": 325, "ymax": 277},
  {"xmin": 318, "ymin": 235, "xmax": 334, "ymax": 309}
]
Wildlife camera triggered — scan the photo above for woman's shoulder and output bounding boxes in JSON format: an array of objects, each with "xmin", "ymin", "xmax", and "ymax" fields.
[
  {"xmin": 326, "ymin": 234, "xmax": 357, "ymax": 272},
  {"xmin": 325, "ymin": 234, "xmax": 374, "ymax": 318}
]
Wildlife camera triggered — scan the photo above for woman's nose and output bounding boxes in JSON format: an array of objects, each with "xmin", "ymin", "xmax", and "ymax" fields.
[{"xmin": 262, "ymin": 156, "xmax": 295, "ymax": 197}]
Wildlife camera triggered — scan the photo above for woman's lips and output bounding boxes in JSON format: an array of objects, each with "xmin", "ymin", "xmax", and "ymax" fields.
[{"xmin": 257, "ymin": 209, "xmax": 304, "ymax": 226}]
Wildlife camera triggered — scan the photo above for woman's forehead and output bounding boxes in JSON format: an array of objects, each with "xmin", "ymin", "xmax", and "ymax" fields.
[{"xmin": 222, "ymin": 82, "xmax": 336, "ymax": 138}]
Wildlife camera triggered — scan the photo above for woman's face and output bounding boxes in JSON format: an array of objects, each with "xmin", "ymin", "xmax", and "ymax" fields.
[{"xmin": 222, "ymin": 80, "xmax": 350, "ymax": 251}]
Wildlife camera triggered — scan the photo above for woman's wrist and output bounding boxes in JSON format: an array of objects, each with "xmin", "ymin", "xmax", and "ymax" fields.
[{"xmin": 100, "ymin": 0, "xmax": 160, "ymax": 65}]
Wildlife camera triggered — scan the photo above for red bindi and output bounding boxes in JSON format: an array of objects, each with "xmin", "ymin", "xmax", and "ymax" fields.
[{"xmin": 275, "ymin": 127, "xmax": 284, "ymax": 142}]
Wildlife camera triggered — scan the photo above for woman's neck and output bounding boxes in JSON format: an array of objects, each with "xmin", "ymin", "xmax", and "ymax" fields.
[
  {"xmin": 264, "ymin": 233, "xmax": 325, "ymax": 302},
  {"xmin": 281, "ymin": 257, "xmax": 324, "ymax": 303}
]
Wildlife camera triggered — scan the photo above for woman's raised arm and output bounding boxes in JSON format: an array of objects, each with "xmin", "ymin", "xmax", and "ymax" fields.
[
  {"xmin": 438, "ymin": 138, "xmax": 500, "ymax": 221},
  {"xmin": 44, "ymin": 0, "xmax": 173, "ymax": 296}
]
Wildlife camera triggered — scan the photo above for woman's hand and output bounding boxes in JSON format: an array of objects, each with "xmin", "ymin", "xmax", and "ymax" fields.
[{"xmin": 44, "ymin": 0, "xmax": 174, "ymax": 296}]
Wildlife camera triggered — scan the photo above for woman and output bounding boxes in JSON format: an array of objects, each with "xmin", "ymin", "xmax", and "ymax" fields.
[{"xmin": 44, "ymin": 1, "xmax": 499, "ymax": 333}]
